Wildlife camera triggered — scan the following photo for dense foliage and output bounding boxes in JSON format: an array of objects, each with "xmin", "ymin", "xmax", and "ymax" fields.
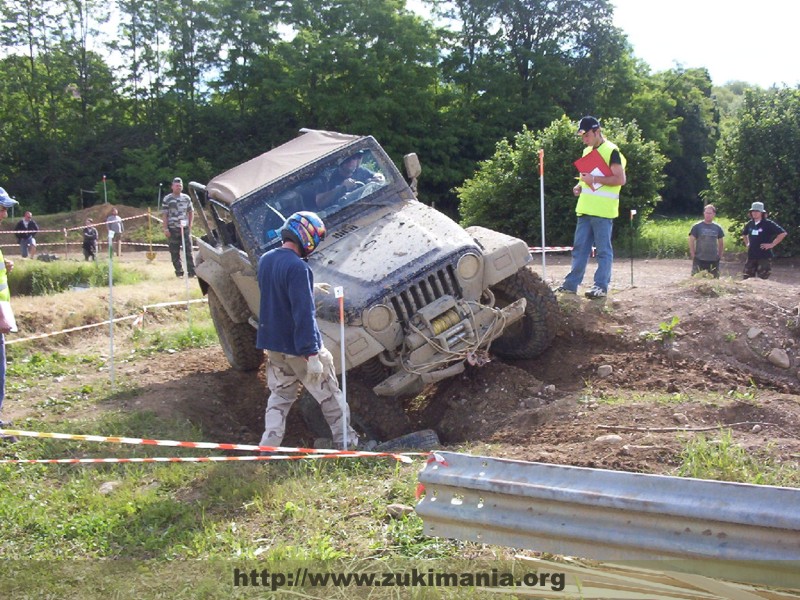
[
  {"xmin": 0, "ymin": 0, "xmax": 795, "ymax": 251},
  {"xmin": 706, "ymin": 87, "xmax": 800, "ymax": 255}
]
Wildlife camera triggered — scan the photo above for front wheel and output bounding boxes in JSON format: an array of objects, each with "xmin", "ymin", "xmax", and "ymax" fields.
[
  {"xmin": 489, "ymin": 267, "xmax": 559, "ymax": 359},
  {"xmin": 207, "ymin": 288, "xmax": 264, "ymax": 371}
]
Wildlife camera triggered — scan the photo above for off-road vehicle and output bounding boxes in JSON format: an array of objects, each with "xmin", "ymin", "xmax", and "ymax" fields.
[{"xmin": 189, "ymin": 129, "xmax": 558, "ymax": 439}]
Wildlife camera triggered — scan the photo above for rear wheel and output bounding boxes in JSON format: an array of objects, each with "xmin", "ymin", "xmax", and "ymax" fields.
[
  {"xmin": 489, "ymin": 267, "xmax": 559, "ymax": 359},
  {"xmin": 207, "ymin": 288, "xmax": 263, "ymax": 371}
]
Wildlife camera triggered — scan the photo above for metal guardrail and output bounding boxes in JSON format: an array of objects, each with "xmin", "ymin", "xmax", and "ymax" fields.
[{"xmin": 416, "ymin": 452, "xmax": 800, "ymax": 590}]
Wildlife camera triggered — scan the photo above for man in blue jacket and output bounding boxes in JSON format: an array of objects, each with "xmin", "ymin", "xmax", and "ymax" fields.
[{"xmin": 256, "ymin": 211, "xmax": 358, "ymax": 451}]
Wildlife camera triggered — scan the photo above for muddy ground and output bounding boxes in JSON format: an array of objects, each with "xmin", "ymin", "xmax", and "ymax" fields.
[{"xmin": 5, "ymin": 252, "xmax": 800, "ymax": 476}]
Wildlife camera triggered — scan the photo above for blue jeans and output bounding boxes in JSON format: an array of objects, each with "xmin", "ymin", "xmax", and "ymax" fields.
[
  {"xmin": 562, "ymin": 215, "xmax": 613, "ymax": 292},
  {"xmin": 19, "ymin": 239, "xmax": 34, "ymax": 258}
]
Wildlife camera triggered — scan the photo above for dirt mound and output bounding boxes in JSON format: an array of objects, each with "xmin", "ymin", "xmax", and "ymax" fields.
[{"xmin": 5, "ymin": 256, "xmax": 800, "ymax": 475}]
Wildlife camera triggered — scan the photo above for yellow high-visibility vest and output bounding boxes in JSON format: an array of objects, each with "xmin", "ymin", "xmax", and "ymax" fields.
[
  {"xmin": 0, "ymin": 250, "xmax": 9, "ymax": 302},
  {"xmin": 575, "ymin": 140, "xmax": 626, "ymax": 219}
]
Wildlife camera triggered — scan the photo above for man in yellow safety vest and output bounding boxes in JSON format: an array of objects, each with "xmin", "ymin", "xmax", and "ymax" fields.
[{"xmin": 555, "ymin": 116, "xmax": 627, "ymax": 299}]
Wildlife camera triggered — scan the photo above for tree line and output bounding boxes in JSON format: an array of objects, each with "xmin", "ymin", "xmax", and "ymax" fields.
[{"xmin": 0, "ymin": 0, "xmax": 796, "ymax": 253}]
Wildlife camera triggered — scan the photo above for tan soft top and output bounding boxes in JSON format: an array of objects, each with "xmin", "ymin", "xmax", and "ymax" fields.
[{"xmin": 206, "ymin": 129, "xmax": 362, "ymax": 205}]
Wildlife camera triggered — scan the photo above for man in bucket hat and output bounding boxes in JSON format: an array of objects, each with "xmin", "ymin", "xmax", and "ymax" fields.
[{"xmin": 742, "ymin": 201, "xmax": 787, "ymax": 279}]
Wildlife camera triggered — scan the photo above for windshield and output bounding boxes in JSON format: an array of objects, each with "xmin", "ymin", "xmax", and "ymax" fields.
[{"xmin": 235, "ymin": 147, "xmax": 395, "ymax": 256}]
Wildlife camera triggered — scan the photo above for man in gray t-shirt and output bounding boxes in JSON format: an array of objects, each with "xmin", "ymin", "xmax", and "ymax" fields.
[
  {"xmin": 688, "ymin": 204, "xmax": 725, "ymax": 278},
  {"xmin": 161, "ymin": 177, "xmax": 195, "ymax": 277}
]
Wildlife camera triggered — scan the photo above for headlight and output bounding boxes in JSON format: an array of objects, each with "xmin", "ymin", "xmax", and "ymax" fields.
[
  {"xmin": 366, "ymin": 304, "xmax": 393, "ymax": 332},
  {"xmin": 457, "ymin": 253, "xmax": 481, "ymax": 280}
]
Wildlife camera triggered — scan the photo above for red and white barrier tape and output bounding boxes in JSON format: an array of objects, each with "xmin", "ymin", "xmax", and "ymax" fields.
[
  {"xmin": 0, "ymin": 454, "xmax": 397, "ymax": 465},
  {"xmin": 0, "ymin": 428, "xmax": 421, "ymax": 463},
  {"xmin": 0, "ymin": 241, "xmax": 173, "ymax": 249},
  {"xmin": 529, "ymin": 246, "xmax": 573, "ymax": 253},
  {"xmin": 0, "ymin": 212, "xmax": 154, "ymax": 235}
]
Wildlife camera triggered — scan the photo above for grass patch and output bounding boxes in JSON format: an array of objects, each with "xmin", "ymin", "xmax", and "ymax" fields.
[
  {"xmin": 8, "ymin": 260, "xmax": 143, "ymax": 295},
  {"xmin": 685, "ymin": 277, "xmax": 739, "ymax": 298},
  {"xmin": 7, "ymin": 349, "xmax": 103, "ymax": 380},
  {"xmin": 677, "ymin": 429, "xmax": 799, "ymax": 487},
  {"xmin": 619, "ymin": 215, "xmax": 737, "ymax": 259},
  {"xmin": 130, "ymin": 319, "xmax": 219, "ymax": 357},
  {"xmin": 0, "ymin": 409, "xmax": 460, "ymax": 563}
]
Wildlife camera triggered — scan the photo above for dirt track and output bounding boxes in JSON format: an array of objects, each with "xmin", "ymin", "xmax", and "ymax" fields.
[{"xmin": 5, "ymin": 252, "xmax": 800, "ymax": 476}]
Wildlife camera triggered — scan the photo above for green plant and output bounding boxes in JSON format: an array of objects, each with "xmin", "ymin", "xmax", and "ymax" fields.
[
  {"xmin": 382, "ymin": 514, "xmax": 460, "ymax": 559},
  {"xmin": 726, "ymin": 380, "xmax": 758, "ymax": 401},
  {"xmin": 639, "ymin": 316, "xmax": 680, "ymax": 343}
]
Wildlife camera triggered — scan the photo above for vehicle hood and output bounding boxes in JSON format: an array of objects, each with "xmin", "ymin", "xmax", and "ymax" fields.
[{"xmin": 311, "ymin": 201, "xmax": 475, "ymax": 314}]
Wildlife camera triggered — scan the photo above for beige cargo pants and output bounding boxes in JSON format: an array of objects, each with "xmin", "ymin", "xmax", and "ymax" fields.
[{"xmin": 259, "ymin": 350, "xmax": 358, "ymax": 449}]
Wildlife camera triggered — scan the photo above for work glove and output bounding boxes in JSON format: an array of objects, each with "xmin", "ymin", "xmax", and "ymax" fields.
[
  {"xmin": 314, "ymin": 282, "xmax": 331, "ymax": 294},
  {"xmin": 318, "ymin": 346, "xmax": 335, "ymax": 373},
  {"xmin": 306, "ymin": 354, "xmax": 324, "ymax": 384}
]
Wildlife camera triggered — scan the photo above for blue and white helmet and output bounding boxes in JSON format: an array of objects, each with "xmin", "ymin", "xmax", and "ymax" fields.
[
  {"xmin": 280, "ymin": 211, "xmax": 326, "ymax": 257},
  {"xmin": 0, "ymin": 187, "xmax": 18, "ymax": 209}
]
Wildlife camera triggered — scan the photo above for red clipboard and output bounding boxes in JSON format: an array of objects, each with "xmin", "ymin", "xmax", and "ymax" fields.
[{"xmin": 574, "ymin": 149, "xmax": 612, "ymax": 190}]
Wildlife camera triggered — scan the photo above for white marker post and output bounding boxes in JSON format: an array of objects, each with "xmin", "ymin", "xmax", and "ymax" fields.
[
  {"xmin": 538, "ymin": 149, "xmax": 547, "ymax": 280},
  {"xmin": 179, "ymin": 220, "xmax": 192, "ymax": 329},
  {"xmin": 107, "ymin": 229, "xmax": 115, "ymax": 390},
  {"xmin": 334, "ymin": 285, "xmax": 348, "ymax": 451},
  {"xmin": 630, "ymin": 209, "xmax": 637, "ymax": 287}
]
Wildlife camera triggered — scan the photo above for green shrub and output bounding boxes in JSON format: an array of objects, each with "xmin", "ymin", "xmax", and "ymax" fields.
[{"xmin": 457, "ymin": 116, "xmax": 667, "ymax": 246}]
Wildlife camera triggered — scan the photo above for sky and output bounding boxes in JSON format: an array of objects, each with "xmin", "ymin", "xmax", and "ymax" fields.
[{"xmin": 612, "ymin": 0, "xmax": 800, "ymax": 88}]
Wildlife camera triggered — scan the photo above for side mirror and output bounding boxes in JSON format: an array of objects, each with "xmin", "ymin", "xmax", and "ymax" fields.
[
  {"xmin": 403, "ymin": 153, "xmax": 421, "ymax": 180},
  {"xmin": 403, "ymin": 153, "xmax": 421, "ymax": 197}
]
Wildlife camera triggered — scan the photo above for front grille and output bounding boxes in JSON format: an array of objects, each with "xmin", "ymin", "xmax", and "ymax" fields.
[
  {"xmin": 390, "ymin": 264, "xmax": 461, "ymax": 325},
  {"xmin": 332, "ymin": 224, "xmax": 358, "ymax": 239}
]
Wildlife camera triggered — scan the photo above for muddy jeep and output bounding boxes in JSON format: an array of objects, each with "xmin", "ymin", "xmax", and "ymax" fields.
[{"xmin": 189, "ymin": 129, "xmax": 557, "ymax": 436}]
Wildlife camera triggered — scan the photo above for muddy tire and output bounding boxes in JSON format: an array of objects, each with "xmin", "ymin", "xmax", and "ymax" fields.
[
  {"xmin": 207, "ymin": 288, "xmax": 263, "ymax": 371},
  {"xmin": 489, "ymin": 266, "xmax": 558, "ymax": 359}
]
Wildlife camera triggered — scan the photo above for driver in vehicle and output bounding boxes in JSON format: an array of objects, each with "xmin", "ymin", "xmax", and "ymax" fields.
[{"xmin": 315, "ymin": 150, "xmax": 385, "ymax": 208}]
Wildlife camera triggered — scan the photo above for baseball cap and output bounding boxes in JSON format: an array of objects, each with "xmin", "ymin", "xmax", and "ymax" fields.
[
  {"xmin": 173, "ymin": 177, "xmax": 183, "ymax": 185},
  {"xmin": 577, "ymin": 116, "xmax": 600, "ymax": 134},
  {"xmin": 0, "ymin": 187, "xmax": 18, "ymax": 209}
]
